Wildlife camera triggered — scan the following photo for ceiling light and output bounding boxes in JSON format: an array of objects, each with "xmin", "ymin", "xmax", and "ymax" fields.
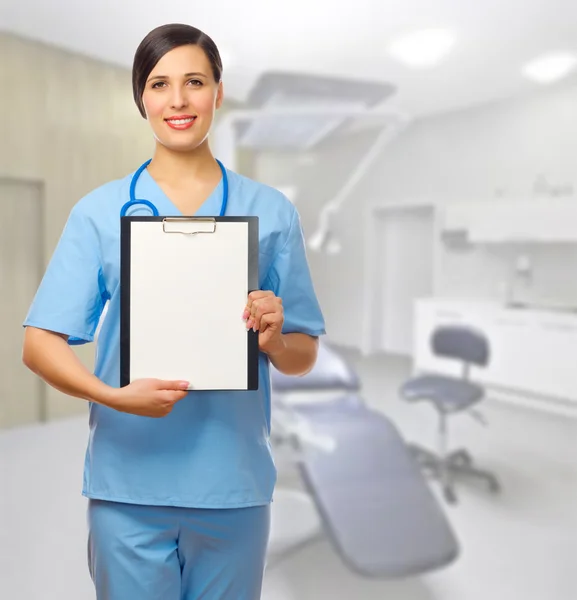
[
  {"xmin": 522, "ymin": 52, "xmax": 577, "ymax": 84},
  {"xmin": 387, "ymin": 29, "xmax": 455, "ymax": 68}
]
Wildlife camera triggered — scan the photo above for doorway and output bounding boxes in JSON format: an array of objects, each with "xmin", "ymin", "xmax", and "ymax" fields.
[
  {"xmin": 0, "ymin": 178, "xmax": 45, "ymax": 429},
  {"xmin": 364, "ymin": 203, "xmax": 437, "ymax": 356}
]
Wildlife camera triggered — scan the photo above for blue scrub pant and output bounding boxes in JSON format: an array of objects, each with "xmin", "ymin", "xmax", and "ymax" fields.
[{"xmin": 87, "ymin": 499, "xmax": 270, "ymax": 600}]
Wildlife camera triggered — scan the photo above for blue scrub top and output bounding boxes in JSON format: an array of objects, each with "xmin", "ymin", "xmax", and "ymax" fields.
[{"xmin": 24, "ymin": 166, "xmax": 326, "ymax": 509}]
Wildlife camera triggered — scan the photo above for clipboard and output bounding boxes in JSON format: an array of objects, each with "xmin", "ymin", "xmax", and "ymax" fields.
[{"xmin": 120, "ymin": 216, "xmax": 259, "ymax": 391}]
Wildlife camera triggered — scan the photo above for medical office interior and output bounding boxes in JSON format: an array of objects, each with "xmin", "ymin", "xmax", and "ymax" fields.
[{"xmin": 1, "ymin": 1, "xmax": 577, "ymax": 599}]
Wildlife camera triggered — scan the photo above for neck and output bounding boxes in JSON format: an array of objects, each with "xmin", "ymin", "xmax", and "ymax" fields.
[{"xmin": 147, "ymin": 140, "xmax": 220, "ymax": 186}]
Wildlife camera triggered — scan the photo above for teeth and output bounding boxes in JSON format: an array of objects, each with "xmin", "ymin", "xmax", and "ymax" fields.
[{"xmin": 168, "ymin": 118, "xmax": 195, "ymax": 125}]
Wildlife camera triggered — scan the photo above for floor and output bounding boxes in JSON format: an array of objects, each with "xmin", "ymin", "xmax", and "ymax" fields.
[{"xmin": 1, "ymin": 349, "xmax": 576, "ymax": 600}]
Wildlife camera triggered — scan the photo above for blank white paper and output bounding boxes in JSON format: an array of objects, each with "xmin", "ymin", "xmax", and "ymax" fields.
[{"xmin": 129, "ymin": 220, "xmax": 249, "ymax": 390}]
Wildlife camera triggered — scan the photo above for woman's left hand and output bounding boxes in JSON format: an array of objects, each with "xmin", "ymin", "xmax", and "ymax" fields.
[{"xmin": 243, "ymin": 291, "xmax": 286, "ymax": 355}]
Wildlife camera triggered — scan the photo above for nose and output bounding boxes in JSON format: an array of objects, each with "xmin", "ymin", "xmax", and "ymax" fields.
[{"xmin": 170, "ymin": 86, "xmax": 188, "ymax": 110}]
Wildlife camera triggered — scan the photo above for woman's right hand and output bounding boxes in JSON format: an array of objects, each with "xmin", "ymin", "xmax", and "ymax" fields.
[
  {"xmin": 108, "ymin": 378, "xmax": 190, "ymax": 417},
  {"xmin": 22, "ymin": 327, "xmax": 190, "ymax": 418}
]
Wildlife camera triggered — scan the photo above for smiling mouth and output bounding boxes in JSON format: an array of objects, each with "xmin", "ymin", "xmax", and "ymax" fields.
[
  {"xmin": 166, "ymin": 117, "xmax": 195, "ymax": 124},
  {"xmin": 165, "ymin": 116, "xmax": 197, "ymax": 129}
]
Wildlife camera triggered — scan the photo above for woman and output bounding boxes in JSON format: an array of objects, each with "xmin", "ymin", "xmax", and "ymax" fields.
[{"xmin": 22, "ymin": 23, "xmax": 325, "ymax": 600}]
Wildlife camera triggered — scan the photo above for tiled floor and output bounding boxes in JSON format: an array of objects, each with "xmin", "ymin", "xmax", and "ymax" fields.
[{"xmin": 1, "ymin": 349, "xmax": 576, "ymax": 599}]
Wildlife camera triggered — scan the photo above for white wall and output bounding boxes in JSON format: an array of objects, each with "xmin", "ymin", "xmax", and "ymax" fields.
[
  {"xmin": 0, "ymin": 32, "xmax": 154, "ymax": 423},
  {"xmin": 257, "ymin": 76, "xmax": 577, "ymax": 349},
  {"xmin": 254, "ymin": 130, "xmax": 381, "ymax": 348}
]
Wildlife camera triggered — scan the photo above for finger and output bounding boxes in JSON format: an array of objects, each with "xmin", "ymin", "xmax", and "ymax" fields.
[
  {"xmin": 248, "ymin": 290, "xmax": 273, "ymax": 302},
  {"xmin": 260, "ymin": 311, "xmax": 283, "ymax": 333},
  {"xmin": 159, "ymin": 389, "xmax": 189, "ymax": 403},
  {"xmin": 247, "ymin": 295, "xmax": 281, "ymax": 329},
  {"xmin": 253, "ymin": 297, "xmax": 281, "ymax": 317},
  {"xmin": 249, "ymin": 298, "xmax": 269, "ymax": 331},
  {"xmin": 246, "ymin": 298, "xmax": 261, "ymax": 329},
  {"xmin": 244, "ymin": 291, "xmax": 273, "ymax": 321},
  {"xmin": 252, "ymin": 299, "xmax": 282, "ymax": 331},
  {"xmin": 260, "ymin": 309, "xmax": 282, "ymax": 324}
]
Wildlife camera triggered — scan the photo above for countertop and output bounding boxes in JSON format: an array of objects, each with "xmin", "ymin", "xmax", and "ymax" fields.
[{"xmin": 416, "ymin": 296, "xmax": 577, "ymax": 325}]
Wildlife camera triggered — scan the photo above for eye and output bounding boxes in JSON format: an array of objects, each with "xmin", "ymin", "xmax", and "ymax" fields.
[
  {"xmin": 151, "ymin": 81, "xmax": 166, "ymax": 89},
  {"xmin": 188, "ymin": 79, "xmax": 203, "ymax": 86}
]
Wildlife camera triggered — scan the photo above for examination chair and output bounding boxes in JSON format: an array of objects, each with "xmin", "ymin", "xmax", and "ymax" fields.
[
  {"xmin": 400, "ymin": 325, "xmax": 501, "ymax": 504},
  {"xmin": 269, "ymin": 341, "xmax": 459, "ymax": 578}
]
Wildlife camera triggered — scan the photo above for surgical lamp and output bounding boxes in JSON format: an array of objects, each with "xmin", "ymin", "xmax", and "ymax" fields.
[
  {"xmin": 306, "ymin": 116, "xmax": 410, "ymax": 253},
  {"xmin": 211, "ymin": 71, "xmax": 410, "ymax": 253}
]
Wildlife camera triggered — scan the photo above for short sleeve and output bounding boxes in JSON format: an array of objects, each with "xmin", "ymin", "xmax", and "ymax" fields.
[
  {"xmin": 262, "ymin": 207, "xmax": 326, "ymax": 336},
  {"xmin": 23, "ymin": 206, "xmax": 107, "ymax": 345}
]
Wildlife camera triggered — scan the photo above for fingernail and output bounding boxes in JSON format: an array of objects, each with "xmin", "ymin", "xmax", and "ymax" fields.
[
  {"xmin": 179, "ymin": 381, "xmax": 189, "ymax": 389},
  {"xmin": 247, "ymin": 319, "xmax": 253, "ymax": 329},
  {"xmin": 242, "ymin": 309, "xmax": 249, "ymax": 320}
]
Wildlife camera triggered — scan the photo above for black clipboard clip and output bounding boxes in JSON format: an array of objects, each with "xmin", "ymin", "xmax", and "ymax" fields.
[{"xmin": 162, "ymin": 217, "xmax": 217, "ymax": 235}]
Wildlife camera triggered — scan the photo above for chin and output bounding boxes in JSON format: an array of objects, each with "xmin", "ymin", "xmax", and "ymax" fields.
[
  {"xmin": 158, "ymin": 131, "xmax": 210, "ymax": 154},
  {"xmin": 158, "ymin": 138, "xmax": 202, "ymax": 154}
]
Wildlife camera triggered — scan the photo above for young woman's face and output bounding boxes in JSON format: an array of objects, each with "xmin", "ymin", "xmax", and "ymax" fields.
[{"xmin": 141, "ymin": 44, "xmax": 223, "ymax": 152}]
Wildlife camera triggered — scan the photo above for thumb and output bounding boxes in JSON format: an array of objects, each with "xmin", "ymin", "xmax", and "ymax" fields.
[{"xmin": 158, "ymin": 379, "xmax": 190, "ymax": 390}]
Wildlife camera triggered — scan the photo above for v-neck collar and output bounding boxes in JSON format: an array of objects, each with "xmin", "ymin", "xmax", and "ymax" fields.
[{"xmin": 138, "ymin": 168, "xmax": 225, "ymax": 217}]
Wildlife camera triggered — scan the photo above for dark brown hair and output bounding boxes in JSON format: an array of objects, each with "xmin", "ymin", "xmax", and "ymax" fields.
[{"xmin": 132, "ymin": 23, "xmax": 223, "ymax": 118}]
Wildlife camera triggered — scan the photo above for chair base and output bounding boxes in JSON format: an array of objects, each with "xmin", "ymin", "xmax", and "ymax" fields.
[{"xmin": 408, "ymin": 443, "xmax": 501, "ymax": 504}]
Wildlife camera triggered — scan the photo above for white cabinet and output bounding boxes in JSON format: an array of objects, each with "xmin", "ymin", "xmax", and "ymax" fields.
[
  {"xmin": 487, "ymin": 314, "xmax": 544, "ymax": 392},
  {"xmin": 442, "ymin": 200, "xmax": 577, "ymax": 243},
  {"xmin": 441, "ymin": 204, "xmax": 474, "ymax": 233},
  {"xmin": 413, "ymin": 298, "xmax": 577, "ymax": 404},
  {"xmin": 530, "ymin": 319, "xmax": 577, "ymax": 400}
]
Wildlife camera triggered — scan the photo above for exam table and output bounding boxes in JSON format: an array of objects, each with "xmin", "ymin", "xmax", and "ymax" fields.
[{"xmin": 269, "ymin": 341, "xmax": 460, "ymax": 578}]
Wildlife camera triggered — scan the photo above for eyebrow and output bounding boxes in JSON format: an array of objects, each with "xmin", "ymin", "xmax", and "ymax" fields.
[{"xmin": 147, "ymin": 72, "xmax": 207, "ymax": 83}]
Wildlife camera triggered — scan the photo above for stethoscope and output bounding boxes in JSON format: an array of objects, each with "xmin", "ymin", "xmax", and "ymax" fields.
[{"xmin": 120, "ymin": 158, "xmax": 229, "ymax": 217}]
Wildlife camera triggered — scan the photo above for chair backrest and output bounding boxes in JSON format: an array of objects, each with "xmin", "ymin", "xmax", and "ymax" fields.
[{"xmin": 431, "ymin": 325, "xmax": 490, "ymax": 367}]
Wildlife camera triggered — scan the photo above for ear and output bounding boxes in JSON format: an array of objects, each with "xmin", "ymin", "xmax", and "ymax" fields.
[{"xmin": 215, "ymin": 81, "xmax": 224, "ymax": 110}]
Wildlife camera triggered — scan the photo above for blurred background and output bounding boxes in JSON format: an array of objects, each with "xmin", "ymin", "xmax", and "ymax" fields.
[{"xmin": 1, "ymin": 1, "xmax": 577, "ymax": 598}]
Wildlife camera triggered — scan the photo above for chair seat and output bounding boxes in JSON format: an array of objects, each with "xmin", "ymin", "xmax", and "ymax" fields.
[{"xmin": 400, "ymin": 374, "xmax": 484, "ymax": 412}]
